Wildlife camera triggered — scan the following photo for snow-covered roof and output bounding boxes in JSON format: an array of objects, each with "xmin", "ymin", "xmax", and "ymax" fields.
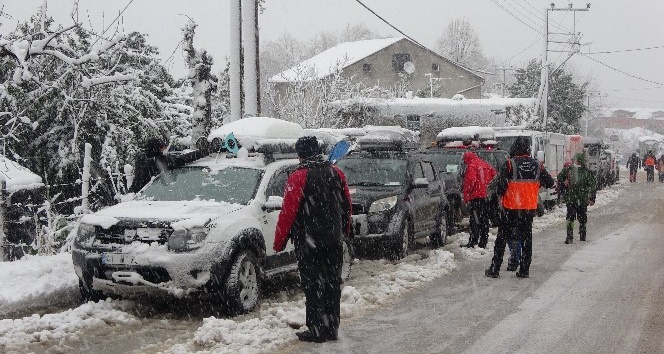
[
  {"xmin": 330, "ymin": 97, "xmax": 536, "ymax": 115},
  {"xmin": 638, "ymin": 135, "xmax": 662, "ymax": 143},
  {"xmin": 208, "ymin": 116, "xmax": 305, "ymax": 151},
  {"xmin": 269, "ymin": 37, "xmax": 403, "ymax": 83},
  {"xmin": 606, "ymin": 108, "xmax": 664, "ymax": 120},
  {"xmin": 436, "ymin": 126, "xmax": 496, "ymax": 141},
  {"xmin": 0, "ymin": 155, "xmax": 43, "ymax": 192}
]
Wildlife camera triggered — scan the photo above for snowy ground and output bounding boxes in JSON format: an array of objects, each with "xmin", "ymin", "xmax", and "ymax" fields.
[{"xmin": 0, "ymin": 180, "xmax": 627, "ymax": 354}]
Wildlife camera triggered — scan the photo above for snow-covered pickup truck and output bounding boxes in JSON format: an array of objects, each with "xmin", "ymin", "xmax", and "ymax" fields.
[{"xmin": 71, "ymin": 117, "xmax": 351, "ymax": 315}]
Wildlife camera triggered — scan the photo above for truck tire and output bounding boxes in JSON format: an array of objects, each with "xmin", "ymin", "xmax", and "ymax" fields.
[{"xmin": 224, "ymin": 250, "xmax": 261, "ymax": 315}]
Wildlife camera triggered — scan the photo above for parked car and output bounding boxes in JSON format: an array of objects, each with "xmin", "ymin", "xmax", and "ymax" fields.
[
  {"xmin": 335, "ymin": 132, "xmax": 450, "ymax": 259},
  {"xmin": 71, "ymin": 117, "xmax": 352, "ymax": 315}
]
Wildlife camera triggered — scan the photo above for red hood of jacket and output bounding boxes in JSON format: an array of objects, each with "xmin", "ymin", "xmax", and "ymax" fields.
[{"xmin": 462, "ymin": 151, "xmax": 497, "ymax": 202}]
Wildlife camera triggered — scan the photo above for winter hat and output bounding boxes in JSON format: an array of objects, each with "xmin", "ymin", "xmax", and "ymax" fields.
[
  {"xmin": 509, "ymin": 136, "xmax": 530, "ymax": 157},
  {"xmin": 145, "ymin": 138, "xmax": 167, "ymax": 157},
  {"xmin": 295, "ymin": 136, "xmax": 321, "ymax": 159}
]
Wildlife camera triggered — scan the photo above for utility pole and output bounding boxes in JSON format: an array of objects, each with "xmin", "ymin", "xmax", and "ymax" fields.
[
  {"xmin": 495, "ymin": 67, "xmax": 513, "ymax": 97},
  {"xmin": 539, "ymin": 3, "xmax": 590, "ymax": 131}
]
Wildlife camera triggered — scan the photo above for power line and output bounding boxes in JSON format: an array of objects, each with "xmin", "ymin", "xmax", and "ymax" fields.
[
  {"xmin": 581, "ymin": 53, "xmax": 664, "ymax": 86},
  {"xmin": 352, "ymin": 0, "xmax": 425, "ymax": 48},
  {"xmin": 489, "ymin": 0, "xmax": 542, "ymax": 34},
  {"xmin": 587, "ymin": 45, "xmax": 664, "ymax": 55},
  {"xmin": 604, "ymin": 95, "xmax": 664, "ymax": 104},
  {"xmin": 499, "ymin": 0, "xmax": 544, "ymax": 33},
  {"xmin": 603, "ymin": 86, "xmax": 664, "ymax": 92},
  {"xmin": 91, "ymin": 0, "xmax": 136, "ymax": 47},
  {"xmin": 505, "ymin": 34, "xmax": 542, "ymax": 63}
]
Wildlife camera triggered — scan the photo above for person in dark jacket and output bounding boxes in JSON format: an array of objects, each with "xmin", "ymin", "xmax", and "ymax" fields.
[
  {"xmin": 462, "ymin": 151, "xmax": 497, "ymax": 248},
  {"xmin": 129, "ymin": 138, "xmax": 207, "ymax": 193},
  {"xmin": 485, "ymin": 136, "xmax": 555, "ymax": 279},
  {"xmin": 273, "ymin": 136, "xmax": 352, "ymax": 343},
  {"xmin": 625, "ymin": 152, "xmax": 640, "ymax": 183},
  {"xmin": 558, "ymin": 153, "xmax": 597, "ymax": 243},
  {"xmin": 657, "ymin": 154, "xmax": 664, "ymax": 183}
]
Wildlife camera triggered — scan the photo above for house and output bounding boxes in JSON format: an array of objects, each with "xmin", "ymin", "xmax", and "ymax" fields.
[
  {"xmin": 598, "ymin": 108, "xmax": 664, "ymax": 131},
  {"xmin": 269, "ymin": 37, "xmax": 485, "ymax": 102}
]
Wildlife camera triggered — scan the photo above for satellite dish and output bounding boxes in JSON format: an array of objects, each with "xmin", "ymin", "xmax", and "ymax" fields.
[{"xmin": 403, "ymin": 61, "xmax": 415, "ymax": 74}]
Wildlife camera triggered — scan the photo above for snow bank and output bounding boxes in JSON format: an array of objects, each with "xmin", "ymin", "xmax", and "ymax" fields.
[{"xmin": 0, "ymin": 155, "xmax": 44, "ymax": 192}]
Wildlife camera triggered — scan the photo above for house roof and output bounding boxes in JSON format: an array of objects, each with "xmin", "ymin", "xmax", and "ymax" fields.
[
  {"xmin": 607, "ymin": 108, "xmax": 664, "ymax": 120},
  {"xmin": 269, "ymin": 37, "xmax": 483, "ymax": 83},
  {"xmin": 0, "ymin": 155, "xmax": 44, "ymax": 192},
  {"xmin": 269, "ymin": 37, "xmax": 402, "ymax": 83}
]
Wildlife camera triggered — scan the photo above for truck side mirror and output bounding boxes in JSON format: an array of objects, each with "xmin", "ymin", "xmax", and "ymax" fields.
[{"xmin": 262, "ymin": 196, "xmax": 284, "ymax": 211}]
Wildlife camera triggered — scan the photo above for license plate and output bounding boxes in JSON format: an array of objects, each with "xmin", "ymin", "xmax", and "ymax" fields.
[
  {"xmin": 136, "ymin": 228, "xmax": 164, "ymax": 241},
  {"xmin": 102, "ymin": 253, "xmax": 136, "ymax": 266}
]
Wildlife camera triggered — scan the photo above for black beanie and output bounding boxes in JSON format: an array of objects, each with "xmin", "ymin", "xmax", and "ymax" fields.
[
  {"xmin": 295, "ymin": 136, "xmax": 321, "ymax": 159},
  {"xmin": 509, "ymin": 136, "xmax": 530, "ymax": 157}
]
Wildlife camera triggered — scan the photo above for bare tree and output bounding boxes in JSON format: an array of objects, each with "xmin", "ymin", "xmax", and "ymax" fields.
[{"xmin": 435, "ymin": 19, "xmax": 486, "ymax": 69}]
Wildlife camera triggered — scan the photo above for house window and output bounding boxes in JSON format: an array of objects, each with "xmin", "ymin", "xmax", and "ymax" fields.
[
  {"xmin": 392, "ymin": 53, "xmax": 411, "ymax": 72},
  {"xmin": 432, "ymin": 63, "xmax": 440, "ymax": 71},
  {"xmin": 363, "ymin": 63, "xmax": 372, "ymax": 72}
]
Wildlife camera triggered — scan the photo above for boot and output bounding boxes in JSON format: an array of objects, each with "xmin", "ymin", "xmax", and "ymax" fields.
[
  {"xmin": 579, "ymin": 223, "xmax": 586, "ymax": 241},
  {"xmin": 485, "ymin": 265, "xmax": 500, "ymax": 278},
  {"xmin": 565, "ymin": 221, "xmax": 574, "ymax": 244}
]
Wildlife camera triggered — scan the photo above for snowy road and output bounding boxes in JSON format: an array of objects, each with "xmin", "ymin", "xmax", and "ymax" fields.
[
  {"xmin": 285, "ymin": 180, "xmax": 664, "ymax": 354},
  {"xmin": 3, "ymin": 176, "xmax": 658, "ymax": 354}
]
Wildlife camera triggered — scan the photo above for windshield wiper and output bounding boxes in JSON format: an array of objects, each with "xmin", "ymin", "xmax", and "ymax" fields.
[{"xmin": 349, "ymin": 181, "xmax": 391, "ymax": 186}]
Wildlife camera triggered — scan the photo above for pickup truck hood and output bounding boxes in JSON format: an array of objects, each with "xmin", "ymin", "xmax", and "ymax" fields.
[{"xmin": 94, "ymin": 200, "xmax": 244, "ymax": 221}]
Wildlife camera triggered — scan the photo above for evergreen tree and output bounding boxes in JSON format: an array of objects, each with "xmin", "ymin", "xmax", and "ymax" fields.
[{"xmin": 508, "ymin": 59, "xmax": 588, "ymax": 134}]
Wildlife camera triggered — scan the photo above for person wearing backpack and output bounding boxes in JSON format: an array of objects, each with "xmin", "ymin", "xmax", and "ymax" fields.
[
  {"xmin": 558, "ymin": 153, "xmax": 597, "ymax": 244},
  {"xmin": 626, "ymin": 152, "xmax": 641, "ymax": 183},
  {"xmin": 643, "ymin": 150, "xmax": 657, "ymax": 183}
]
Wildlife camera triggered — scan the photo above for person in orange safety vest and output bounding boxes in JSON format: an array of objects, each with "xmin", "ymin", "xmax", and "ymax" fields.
[{"xmin": 485, "ymin": 136, "xmax": 554, "ymax": 279}]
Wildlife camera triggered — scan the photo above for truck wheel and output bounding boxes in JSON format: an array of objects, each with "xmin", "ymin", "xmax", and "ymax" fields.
[
  {"xmin": 392, "ymin": 219, "xmax": 412, "ymax": 260},
  {"xmin": 430, "ymin": 209, "xmax": 448, "ymax": 248},
  {"xmin": 225, "ymin": 250, "xmax": 261, "ymax": 315},
  {"xmin": 79, "ymin": 279, "xmax": 105, "ymax": 302}
]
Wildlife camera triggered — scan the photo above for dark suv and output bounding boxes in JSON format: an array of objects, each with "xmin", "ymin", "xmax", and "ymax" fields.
[
  {"xmin": 422, "ymin": 143, "xmax": 509, "ymax": 227},
  {"xmin": 336, "ymin": 147, "xmax": 450, "ymax": 259}
]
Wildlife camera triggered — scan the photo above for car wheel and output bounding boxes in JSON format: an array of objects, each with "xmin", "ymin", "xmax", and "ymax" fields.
[
  {"xmin": 430, "ymin": 210, "xmax": 448, "ymax": 247},
  {"xmin": 225, "ymin": 250, "xmax": 261, "ymax": 315},
  {"xmin": 392, "ymin": 219, "xmax": 411, "ymax": 260},
  {"xmin": 341, "ymin": 239, "xmax": 352, "ymax": 281},
  {"xmin": 79, "ymin": 279, "xmax": 105, "ymax": 302}
]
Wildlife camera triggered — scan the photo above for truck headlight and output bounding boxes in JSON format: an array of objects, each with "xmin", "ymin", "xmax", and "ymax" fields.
[
  {"xmin": 369, "ymin": 196, "xmax": 398, "ymax": 213},
  {"xmin": 76, "ymin": 223, "xmax": 96, "ymax": 245},
  {"xmin": 168, "ymin": 226, "xmax": 209, "ymax": 251}
]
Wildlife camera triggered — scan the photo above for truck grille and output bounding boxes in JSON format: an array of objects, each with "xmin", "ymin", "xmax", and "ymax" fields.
[{"xmin": 95, "ymin": 225, "xmax": 173, "ymax": 245}]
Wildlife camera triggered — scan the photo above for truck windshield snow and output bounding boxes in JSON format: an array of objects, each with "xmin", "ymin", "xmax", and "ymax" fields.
[
  {"xmin": 140, "ymin": 166, "xmax": 263, "ymax": 204},
  {"xmin": 337, "ymin": 158, "xmax": 408, "ymax": 186}
]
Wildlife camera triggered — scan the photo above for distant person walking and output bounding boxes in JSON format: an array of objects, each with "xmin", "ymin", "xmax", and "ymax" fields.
[
  {"xmin": 643, "ymin": 150, "xmax": 657, "ymax": 183},
  {"xmin": 485, "ymin": 137, "xmax": 554, "ymax": 279},
  {"xmin": 462, "ymin": 151, "xmax": 497, "ymax": 249},
  {"xmin": 558, "ymin": 153, "xmax": 597, "ymax": 244},
  {"xmin": 657, "ymin": 154, "xmax": 664, "ymax": 183},
  {"xmin": 273, "ymin": 136, "xmax": 352, "ymax": 343},
  {"xmin": 626, "ymin": 152, "xmax": 640, "ymax": 183}
]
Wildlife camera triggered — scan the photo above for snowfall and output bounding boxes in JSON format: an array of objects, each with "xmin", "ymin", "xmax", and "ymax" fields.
[{"xmin": 0, "ymin": 178, "xmax": 626, "ymax": 354}]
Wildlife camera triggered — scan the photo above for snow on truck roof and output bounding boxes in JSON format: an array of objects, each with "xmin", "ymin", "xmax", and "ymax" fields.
[{"xmin": 436, "ymin": 126, "xmax": 496, "ymax": 140}]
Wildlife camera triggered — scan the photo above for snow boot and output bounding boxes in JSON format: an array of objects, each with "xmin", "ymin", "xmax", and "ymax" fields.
[
  {"xmin": 565, "ymin": 221, "xmax": 574, "ymax": 244},
  {"xmin": 485, "ymin": 265, "xmax": 500, "ymax": 278},
  {"xmin": 579, "ymin": 223, "xmax": 587, "ymax": 241},
  {"xmin": 516, "ymin": 269, "xmax": 530, "ymax": 278}
]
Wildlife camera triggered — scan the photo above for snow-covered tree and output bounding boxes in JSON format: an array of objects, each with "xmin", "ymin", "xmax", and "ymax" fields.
[
  {"xmin": 508, "ymin": 59, "xmax": 588, "ymax": 134},
  {"xmin": 182, "ymin": 20, "xmax": 218, "ymax": 144},
  {"xmin": 435, "ymin": 19, "xmax": 487, "ymax": 69}
]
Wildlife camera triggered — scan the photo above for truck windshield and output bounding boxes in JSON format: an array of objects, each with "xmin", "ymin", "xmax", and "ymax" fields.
[
  {"xmin": 427, "ymin": 151, "xmax": 463, "ymax": 173},
  {"xmin": 337, "ymin": 158, "xmax": 408, "ymax": 186},
  {"xmin": 140, "ymin": 166, "xmax": 263, "ymax": 204}
]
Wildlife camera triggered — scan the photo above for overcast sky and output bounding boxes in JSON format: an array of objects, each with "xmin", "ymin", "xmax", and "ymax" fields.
[{"xmin": 2, "ymin": 0, "xmax": 664, "ymax": 109}]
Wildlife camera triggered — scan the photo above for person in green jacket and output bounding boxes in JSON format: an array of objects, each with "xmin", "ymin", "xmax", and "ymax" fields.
[{"xmin": 558, "ymin": 153, "xmax": 597, "ymax": 243}]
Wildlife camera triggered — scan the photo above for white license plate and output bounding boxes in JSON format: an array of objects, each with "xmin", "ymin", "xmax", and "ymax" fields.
[{"xmin": 102, "ymin": 253, "xmax": 136, "ymax": 266}]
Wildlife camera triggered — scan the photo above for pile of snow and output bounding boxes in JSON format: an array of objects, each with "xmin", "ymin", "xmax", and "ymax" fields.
[
  {"xmin": 437, "ymin": 126, "xmax": 496, "ymax": 141},
  {"xmin": 0, "ymin": 155, "xmax": 44, "ymax": 192}
]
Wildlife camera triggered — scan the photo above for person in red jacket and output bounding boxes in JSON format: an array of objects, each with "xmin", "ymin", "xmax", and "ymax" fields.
[
  {"xmin": 462, "ymin": 151, "xmax": 497, "ymax": 248},
  {"xmin": 273, "ymin": 136, "xmax": 352, "ymax": 343}
]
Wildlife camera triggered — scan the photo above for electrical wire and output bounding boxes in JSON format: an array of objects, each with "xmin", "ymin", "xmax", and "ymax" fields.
[
  {"xmin": 490, "ymin": 0, "xmax": 542, "ymax": 34},
  {"xmin": 504, "ymin": 34, "xmax": 542, "ymax": 63},
  {"xmin": 586, "ymin": 45, "xmax": 664, "ymax": 55},
  {"xmin": 499, "ymin": 0, "xmax": 544, "ymax": 33},
  {"xmin": 603, "ymin": 86, "xmax": 664, "ymax": 92},
  {"xmin": 581, "ymin": 53, "xmax": 664, "ymax": 86},
  {"xmin": 91, "ymin": 0, "xmax": 136, "ymax": 47},
  {"xmin": 352, "ymin": 0, "xmax": 425, "ymax": 48}
]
